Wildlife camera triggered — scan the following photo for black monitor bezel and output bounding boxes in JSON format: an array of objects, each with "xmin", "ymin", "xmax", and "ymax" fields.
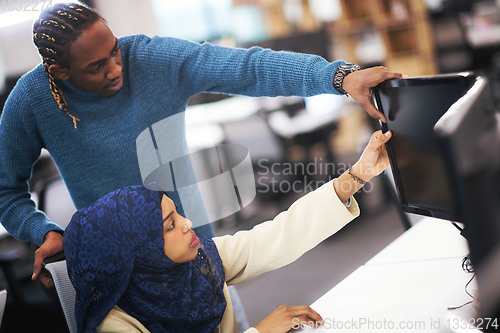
[{"xmin": 371, "ymin": 72, "xmax": 477, "ymax": 222}]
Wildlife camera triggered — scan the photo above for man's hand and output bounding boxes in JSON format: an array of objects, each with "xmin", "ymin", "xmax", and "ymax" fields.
[
  {"xmin": 342, "ymin": 66, "xmax": 405, "ymax": 123},
  {"xmin": 32, "ymin": 231, "xmax": 63, "ymax": 288}
]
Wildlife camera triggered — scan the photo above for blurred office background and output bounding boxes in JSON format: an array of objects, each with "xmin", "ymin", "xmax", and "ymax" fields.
[{"xmin": 1, "ymin": 0, "xmax": 500, "ymax": 331}]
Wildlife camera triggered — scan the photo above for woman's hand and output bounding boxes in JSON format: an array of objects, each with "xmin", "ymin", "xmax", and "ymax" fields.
[
  {"xmin": 352, "ymin": 130, "xmax": 392, "ymax": 182},
  {"xmin": 342, "ymin": 66, "xmax": 404, "ymax": 123},
  {"xmin": 254, "ymin": 305, "xmax": 323, "ymax": 333},
  {"xmin": 333, "ymin": 130, "xmax": 392, "ymax": 203}
]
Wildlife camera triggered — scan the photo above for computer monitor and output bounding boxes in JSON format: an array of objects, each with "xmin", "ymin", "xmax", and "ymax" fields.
[
  {"xmin": 374, "ymin": 74, "xmax": 500, "ymax": 322},
  {"xmin": 371, "ymin": 72, "xmax": 477, "ymax": 222},
  {"xmin": 434, "ymin": 76, "xmax": 500, "ymax": 263},
  {"xmin": 434, "ymin": 77, "xmax": 500, "ymax": 321}
]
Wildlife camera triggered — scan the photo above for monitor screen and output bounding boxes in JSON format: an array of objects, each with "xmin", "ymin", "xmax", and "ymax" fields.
[
  {"xmin": 371, "ymin": 73, "xmax": 477, "ymax": 221},
  {"xmin": 434, "ymin": 77, "xmax": 500, "ymax": 319}
]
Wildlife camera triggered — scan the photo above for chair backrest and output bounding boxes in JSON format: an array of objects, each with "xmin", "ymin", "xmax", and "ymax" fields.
[
  {"xmin": 0, "ymin": 289, "xmax": 7, "ymax": 328},
  {"xmin": 45, "ymin": 260, "xmax": 77, "ymax": 333},
  {"xmin": 36, "ymin": 176, "xmax": 76, "ymax": 230}
]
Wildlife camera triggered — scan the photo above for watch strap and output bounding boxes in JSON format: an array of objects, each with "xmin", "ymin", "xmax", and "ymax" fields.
[{"xmin": 334, "ymin": 63, "xmax": 361, "ymax": 94}]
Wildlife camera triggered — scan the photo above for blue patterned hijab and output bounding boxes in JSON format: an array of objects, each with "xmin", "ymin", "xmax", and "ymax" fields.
[{"xmin": 63, "ymin": 185, "xmax": 226, "ymax": 333}]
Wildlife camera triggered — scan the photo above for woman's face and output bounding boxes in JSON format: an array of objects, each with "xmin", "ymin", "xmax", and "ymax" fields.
[
  {"xmin": 161, "ymin": 195, "xmax": 200, "ymax": 263},
  {"xmin": 56, "ymin": 19, "xmax": 124, "ymax": 97}
]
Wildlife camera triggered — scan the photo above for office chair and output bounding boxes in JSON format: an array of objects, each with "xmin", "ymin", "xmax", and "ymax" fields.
[{"xmin": 45, "ymin": 260, "xmax": 77, "ymax": 333}]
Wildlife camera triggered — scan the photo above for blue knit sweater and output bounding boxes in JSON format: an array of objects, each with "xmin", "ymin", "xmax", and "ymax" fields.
[{"xmin": 0, "ymin": 34, "xmax": 344, "ymax": 246}]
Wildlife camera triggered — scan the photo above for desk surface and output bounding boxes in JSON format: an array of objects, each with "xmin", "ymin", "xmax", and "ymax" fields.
[
  {"xmin": 298, "ymin": 218, "xmax": 480, "ymax": 332},
  {"xmin": 365, "ymin": 218, "xmax": 469, "ymax": 265}
]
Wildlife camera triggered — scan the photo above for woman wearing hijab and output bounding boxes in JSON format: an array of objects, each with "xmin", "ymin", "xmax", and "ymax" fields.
[{"xmin": 63, "ymin": 130, "xmax": 393, "ymax": 332}]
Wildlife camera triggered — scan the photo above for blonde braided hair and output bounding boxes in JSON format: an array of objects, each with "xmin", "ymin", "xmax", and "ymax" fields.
[{"xmin": 33, "ymin": 3, "xmax": 101, "ymax": 128}]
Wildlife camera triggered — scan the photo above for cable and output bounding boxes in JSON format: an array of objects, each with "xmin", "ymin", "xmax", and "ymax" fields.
[
  {"xmin": 447, "ymin": 256, "xmax": 477, "ymax": 311},
  {"xmin": 462, "ymin": 254, "xmax": 474, "ymax": 273}
]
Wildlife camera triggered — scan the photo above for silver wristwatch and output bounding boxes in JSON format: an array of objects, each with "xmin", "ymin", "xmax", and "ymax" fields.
[{"xmin": 333, "ymin": 63, "xmax": 361, "ymax": 94}]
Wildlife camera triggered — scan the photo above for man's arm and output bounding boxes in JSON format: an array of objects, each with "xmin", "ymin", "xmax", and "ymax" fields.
[
  {"xmin": 133, "ymin": 35, "xmax": 345, "ymax": 99},
  {"xmin": 180, "ymin": 41, "xmax": 404, "ymax": 121},
  {"xmin": 0, "ymin": 82, "xmax": 64, "ymax": 285},
  {"xmin": 133, "ymin": 35, "xmax": 403, "ymax": 120},
  {"xmin": 0, "ymin": 81, "xmax": 63, "ymax": 243}
]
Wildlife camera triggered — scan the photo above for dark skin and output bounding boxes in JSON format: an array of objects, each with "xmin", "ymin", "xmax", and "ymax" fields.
[
  {"xmin": 343, "ymin": 66, "xmax": 405, "ymax": 123},
  {"xmin": 31, "ymin": 20, "xmax": 403, "ymax": 288},
  {"xmin": 49, "ymin": 19, "xmax": 123, "ymax": 97},
  {"xmin": 32, "ymin": 230, "xmax": 63, "ymax": 287},
  {"xmin": 32, "ymin": 19, "xmax": 123, "ymax": 287}
]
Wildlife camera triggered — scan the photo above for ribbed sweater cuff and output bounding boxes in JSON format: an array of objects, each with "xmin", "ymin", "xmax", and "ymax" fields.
[{"xmin": 32, "ymin": 221, "xmax": 64, "ymax": 247}]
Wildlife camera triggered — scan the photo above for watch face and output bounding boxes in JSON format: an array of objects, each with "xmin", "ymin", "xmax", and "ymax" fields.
[{"xmin": 341, "ymin": 63, "xmax": 358, "ymax": 70}]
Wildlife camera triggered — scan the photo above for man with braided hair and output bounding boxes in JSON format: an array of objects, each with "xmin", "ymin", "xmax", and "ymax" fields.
[
  {"xmin": 0, "ymin": 0, "xmax": 401, "ymax": 304},
  {"xmin": 32, "ymin": 3, "xmax": 98, "ymax": 128}
]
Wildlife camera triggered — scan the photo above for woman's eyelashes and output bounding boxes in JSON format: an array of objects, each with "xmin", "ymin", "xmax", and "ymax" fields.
[
  {"xmin": 166, "ymin": 219, "xmax": 175, "ymax": 232},
  {"xmin": 164, "ymin": 207, "xmax": 181, "ymax": 232}
]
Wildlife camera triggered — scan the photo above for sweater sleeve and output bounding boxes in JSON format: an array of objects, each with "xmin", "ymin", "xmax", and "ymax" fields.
[
  {"xmin": 0, "ymin": 79, "xmax": 64, "ymax": 246},
  {"xmin": 127, "ymin": 35, "xmax": 346, "ymax": 100},
  {"xmin": 213, "ymin": 180, "xmax": 360, "ymax": 285}
]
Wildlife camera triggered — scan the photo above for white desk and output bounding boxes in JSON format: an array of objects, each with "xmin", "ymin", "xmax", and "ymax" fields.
[
  {"xmin": 298, "ymin": 218, "xmax": 481, "ymax": 332},
  {"xmin": 364, "ymin": 218, "xmax": 469, "ymax": 265}
]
